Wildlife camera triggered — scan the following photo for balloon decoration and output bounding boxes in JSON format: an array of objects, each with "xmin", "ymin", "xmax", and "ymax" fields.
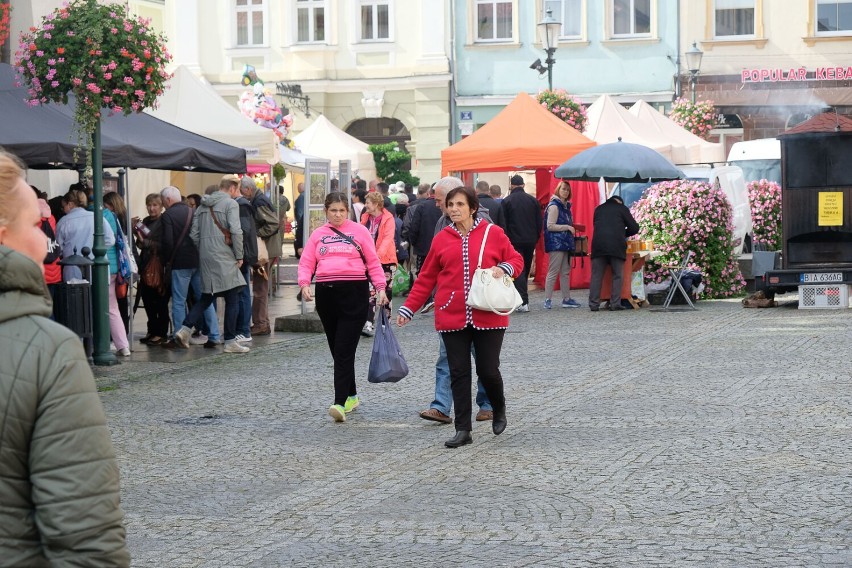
[{"xmin": 237, "ymin": 64, "xmax": 294, "ymax": 146}]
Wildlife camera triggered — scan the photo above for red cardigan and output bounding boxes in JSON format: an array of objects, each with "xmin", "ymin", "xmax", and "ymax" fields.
[{"xmin": 401, "ymin": 220, "xmax": 523, "ymax": 331}]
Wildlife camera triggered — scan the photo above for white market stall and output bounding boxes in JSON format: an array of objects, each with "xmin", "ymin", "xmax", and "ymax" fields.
[
  {"xmin": 293, "ymin": 115, "xmax": 376, "ymax": 182},
  {"xmin": 629, "ymin": 100, "xmax": 725, "ymax": 165}
]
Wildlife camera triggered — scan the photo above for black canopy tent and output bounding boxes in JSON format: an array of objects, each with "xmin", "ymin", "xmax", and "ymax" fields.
[{"xmin": 0, "ymin": 63, "xmax": 246, "ymax": 172}]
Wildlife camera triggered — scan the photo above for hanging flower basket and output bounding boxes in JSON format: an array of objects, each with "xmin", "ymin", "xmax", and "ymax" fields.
[
  {"xmin": 669, "ymin": 98, "xmax": 720, "ymax": 140},
  {"xmin": 14, "ymin": 0, "xmax": 172, "ymax": 167},
  {"xmin": 536, "ymin": 89, "xmax": 588, "ymax": 132}
]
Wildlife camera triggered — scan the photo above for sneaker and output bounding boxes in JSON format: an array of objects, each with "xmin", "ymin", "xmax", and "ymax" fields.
[
  {"xmin": 562, "ymin": 298, "xmax": 581, "ymax": 308},
  {"xmin": 516, "ymin": 304, "xmax": 530, "ymax": 313},
  {"xmin": 543, "ymin": 299, "xmax": 552, "ymax": 310},
  {"xmin": 223, "ymin": 340, "xmax": 249, "ymax": 353},
  {"xmin": 420, "ymin": 300, "xmax": 435, "ymax": 314},
  {"xmin": 174, "ymin": 326, "xmax": 192, "ymax": 348},
  {"xmin": 234, "ymin": 334, "xmax": 253, "ymax": 344},
  {"xmin": 328, "ymin": 404, "xmax": 346, "ymax": 422},
  {"xmin": 117, "ymin": 347, "xmax": 131, "ymax": 357},
  {"xmin": 361, "ymin": 321, "xmax": 375, "ymax": 337},
  {"xmin": 189, "ymin": 333, "xmax": 209, "ymax": 345},
  {"xmin": 344, "ymin": 395, "xmax": 360, "ymax": 413}
]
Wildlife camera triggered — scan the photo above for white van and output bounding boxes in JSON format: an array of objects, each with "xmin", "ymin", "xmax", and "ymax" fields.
[
  {"xmin": 614, "ymin": 165, "xmax": 753, "ymax": 255},
  {"xmin": 727, "ymin": 138, "xmax": 781, "ymax": 184}
]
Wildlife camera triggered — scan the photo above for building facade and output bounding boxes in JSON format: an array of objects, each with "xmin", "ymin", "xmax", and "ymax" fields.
[{"xmin": 682, "ymin": 0, "xmax": 852, "ymax": 151}]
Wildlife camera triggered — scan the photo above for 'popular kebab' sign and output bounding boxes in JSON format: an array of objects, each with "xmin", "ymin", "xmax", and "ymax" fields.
[{"xmin": 742, "ymin": 67, "xmax": 852, "ymax": 83}]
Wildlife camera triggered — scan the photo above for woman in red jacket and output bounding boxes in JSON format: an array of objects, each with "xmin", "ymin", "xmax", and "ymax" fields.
[
  {"xmin": 397, "ymin": 186, "xmax": 523, "ymax": 448},
  {"xmin": 360, "ymin": 191, "xmax": 397, "ymax": 336}
]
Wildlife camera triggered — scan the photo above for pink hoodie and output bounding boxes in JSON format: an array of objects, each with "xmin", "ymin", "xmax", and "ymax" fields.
[{"xmin": 297, "ymin": 219, "xmax": 386, "ymax": 288}]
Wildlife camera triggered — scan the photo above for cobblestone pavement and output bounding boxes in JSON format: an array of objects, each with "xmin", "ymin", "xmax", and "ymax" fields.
[{"xmin": 99, "ymin": 290, "xmax": 852, "ymax": 567}]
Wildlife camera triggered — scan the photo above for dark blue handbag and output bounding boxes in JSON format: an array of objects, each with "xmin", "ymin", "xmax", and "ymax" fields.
[{"xmin": 367, "ymin": 309, "xmax": 409, "ymax": 383}]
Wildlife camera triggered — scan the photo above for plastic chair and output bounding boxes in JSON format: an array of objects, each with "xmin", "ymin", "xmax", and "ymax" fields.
[{"xmin": 651, "ymin": 251, "xmax": 698, "ymax": 311}]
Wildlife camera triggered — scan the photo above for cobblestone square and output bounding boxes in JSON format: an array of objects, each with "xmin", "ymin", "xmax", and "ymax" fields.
[{"xmin": 99, "ymin": 291, "xmax": 852, "ymax": 567}]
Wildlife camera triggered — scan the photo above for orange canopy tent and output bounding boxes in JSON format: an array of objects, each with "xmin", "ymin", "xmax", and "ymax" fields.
[
  {"xmin": 441, "ymin": 92, "xmax": 596, "ymax": 174},
  {"xmin": 441, "ymin": 92, "xmax": 599, "ymax": 289}
]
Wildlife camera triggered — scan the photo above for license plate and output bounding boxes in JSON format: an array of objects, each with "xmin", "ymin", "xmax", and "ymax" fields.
[{"xmin": 801, "ymin": 272, "xmax": 843, "ymax": 283}]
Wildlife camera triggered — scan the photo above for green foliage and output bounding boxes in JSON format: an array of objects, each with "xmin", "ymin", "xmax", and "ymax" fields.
[
  {"xmin": 272, "ymin": 163, "xmax": 286, "ymax": 180},
  {"xmin": 368, "ymin": 142, "xmax": 419, "ymax": 186}
]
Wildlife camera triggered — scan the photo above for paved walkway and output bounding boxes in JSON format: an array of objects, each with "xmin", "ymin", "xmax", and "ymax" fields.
[{"xmin": 97, "ymin": 289, "xmax": 851, "ymax": 567}]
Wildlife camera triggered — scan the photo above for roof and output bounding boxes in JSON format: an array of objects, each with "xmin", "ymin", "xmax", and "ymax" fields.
[
  {"xmin": 292, "ymin": 115, "xmax": 376, "ymax": 180},
  {"xmin": 146, "ymin": 65, "xmax": 278, "ymax": 165},
  {"xmin": 628, "ymin": 100, "xmax": 725, "ymax": 164},
  {"xmin": 584, "ymin": 95, "xmax": 675, "ymax": 162},
  {"xmin": 780, "ymin": 112, "xmax": 852, "ymax": 135},
  {"xmin": 441, "ymin": 92, "xmax": 596, "ymax": 174}
]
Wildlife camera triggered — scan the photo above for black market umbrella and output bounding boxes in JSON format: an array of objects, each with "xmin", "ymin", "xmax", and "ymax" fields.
[{"xmin": 555, "ymin": 138, "xmax": 684, "ymax": 183}]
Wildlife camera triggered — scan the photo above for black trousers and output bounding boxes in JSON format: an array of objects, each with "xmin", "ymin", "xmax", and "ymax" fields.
[
  {"xmin": 315, "ymin": 280, "xmax": 370, "ymax": 407},
  {"xmin": 588, "ymin": 256, "xmax": 626, "ymax": 309},
  {"xmin": 442, "ymin": 326, "xmax": 506, "ymax": 432},
  {"xmin": 140, "ymin": 282, "xmax": 169, "ymax": 337},
  {"xmin": 512, "ymin": 242, "xmax": 536, "ymax": 305}
]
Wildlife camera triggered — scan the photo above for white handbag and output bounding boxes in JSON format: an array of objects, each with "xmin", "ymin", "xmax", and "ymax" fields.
[{"xmin": 466, "ymin": 223, "xmax": 523, "ymax": 315}]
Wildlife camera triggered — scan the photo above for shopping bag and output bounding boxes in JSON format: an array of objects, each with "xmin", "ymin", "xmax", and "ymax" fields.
[
  {"xmin": 367, "ymin": 309, "xmax": 409, "ymax": 383},
  {"xmin": 391, "ymin": 264, "xmax": 410, "ymax": 296}
]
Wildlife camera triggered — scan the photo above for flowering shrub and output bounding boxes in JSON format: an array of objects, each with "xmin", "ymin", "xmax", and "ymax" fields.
[
  {"xmin": 747, "ymin": 179, "xmax": 782, "ymax": 249},
  {"xmin": 537, "ymin": 89, "xmax": 587, "ymax": 132},
  {"xmin": 632, "ymin": 179, "xmax": 746, "ymax": 298},
  {"xmin": 0, "ymin": 3, "xmax": 10, "ymax": 50},
  {"xmin": 669, "ymin": 98, "xmax": 720, "ymax": 140},
  {"xmin": 15, "ymin": 0, "xmax": 171, "ymax": 164}
]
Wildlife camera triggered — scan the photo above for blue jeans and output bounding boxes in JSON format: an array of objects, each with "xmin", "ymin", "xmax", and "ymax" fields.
[
  {"xmin": 237, "ymin": 265, "xmax": 252, "ymax": 336},
  {"xmin": 183, "ymin": 286, "xmax": 241, "ymax": 342},
  {"xmin": 431, "ymin": 334, "xmax": 491, "ymax": 414},
  {"xmin": 171, "ymin": 268, "xmax": 220, "ymax": 341}
]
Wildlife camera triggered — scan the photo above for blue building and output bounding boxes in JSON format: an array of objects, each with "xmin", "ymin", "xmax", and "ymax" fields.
[{"xmin": 451, "ymin": 0, "xmax": 680, "ymax": 142}]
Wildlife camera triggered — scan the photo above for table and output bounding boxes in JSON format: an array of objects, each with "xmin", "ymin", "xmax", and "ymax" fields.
[{"xmin": 599, "ymin": 250, "xmax": 661, "ymax": 309}]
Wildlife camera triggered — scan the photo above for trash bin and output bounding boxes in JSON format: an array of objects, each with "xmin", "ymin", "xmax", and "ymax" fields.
[{"xmin": 55, "ymin": 247, "xmax": 94, "ymax": 363}]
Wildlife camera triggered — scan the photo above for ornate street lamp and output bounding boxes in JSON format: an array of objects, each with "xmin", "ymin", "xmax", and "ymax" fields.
[
  {"xmin": 531, "ymin": 8, "xmax": 562, "ymax": 90},
  {"xmin": 685, "ymin": 41, "xmax": 704, "ymax": 104}
]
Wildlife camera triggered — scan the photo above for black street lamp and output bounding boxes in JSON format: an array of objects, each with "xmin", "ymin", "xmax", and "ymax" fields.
[
  {"xmin": 685, "ymin": 41, "xmax": 704, "ymax": 104},
  {"xmin": 531, "ymin": 8, "xmax": 561, "ymax": 90}
]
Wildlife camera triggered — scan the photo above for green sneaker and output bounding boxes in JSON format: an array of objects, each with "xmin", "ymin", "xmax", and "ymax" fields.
[
  {"xmin": 344, "ymin": 396, "xmax": 360, "ymax": 413},
  {"xmin": 328, "ymin": 404, "xmax": 346, "ymax": 422}
]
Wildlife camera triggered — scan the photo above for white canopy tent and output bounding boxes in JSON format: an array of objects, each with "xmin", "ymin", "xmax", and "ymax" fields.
[
  {"xmin": 279, "ymin": 144, "xmax": 324, "ymax": 173},
  {"xmin": 293, "ymin": 115, "xmax": 376, "ymax": 181},
  {"xmin": 629, "ymin": 100, "xmax": 725, "ymax": 165},
  {"xmin": 583, "ymin": 94, "xmax": 678, "ymax": 163},
  {"xmin": 146, "ymin": 65, "xmax": 278, "ymax": 166}
]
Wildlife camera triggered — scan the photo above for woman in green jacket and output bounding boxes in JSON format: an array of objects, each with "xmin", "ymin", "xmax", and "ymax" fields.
[{"xmin": 0, "ymin": 151, "xmax": 129, "ymax": 566}]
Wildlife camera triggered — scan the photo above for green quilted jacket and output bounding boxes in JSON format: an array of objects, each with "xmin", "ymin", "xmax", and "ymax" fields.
[{"xmin": 0, "ymin": 246, "xmax": 129, "ymax": 567}]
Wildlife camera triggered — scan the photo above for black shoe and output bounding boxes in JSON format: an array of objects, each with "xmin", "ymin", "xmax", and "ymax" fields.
[
  {"xmin": 492, "ymin": 408, "xmax": 507, "ymax": 435},
  {"xmin": 589, "ymin": 306, "xmax": 600, "ymax": 312},
  {"xmin": 161, "ymin": 339, "xmax": 186, "ymax": 350},
  {"xmin": 445, "ymin": 430, "xmax": 473, "ymax": 448},
  {"xmin": 203, "ymin": 340, "xmax": 218, "ymax": 349},
  {"xmin": 609, "ymin": 305, "xmax": 626, "ymax": 311}
]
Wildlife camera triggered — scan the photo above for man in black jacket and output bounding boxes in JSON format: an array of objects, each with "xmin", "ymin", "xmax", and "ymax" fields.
[
  {"xmin": 475, "ymin": 180, "xmax": 503, "ymax": 227},
  {"xmin": 588, "ymin": 195, "xmax": 640, "ymax": 312},
  {"xmin": 233, "ymin": 186, "xmax": 258, "ymax": 342},
  {"xmin": 160, "ymin": 186, "xmax": 220, "ymax": 348},
  {"xmin": 498, "ymin": 175, "xmax": 542, "ymax": 312}
]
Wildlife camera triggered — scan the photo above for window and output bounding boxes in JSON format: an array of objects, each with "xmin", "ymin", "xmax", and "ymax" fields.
[
  {"xmin": 714, "ymin": 0, "xmax": 755, "ymax": 37},
  {"xmin": 612, "ymin": 0, "xmax": 650, "ymax": 36},
  {"xmin": 544, "ymin": 0, "xmax": 582, "ymax": 38},
  {"xmin": 236, "ymin": 0, "xmax": 265, "ymax": 46},
  {"xmin": 476, "ymin": 0, "xmax": 513, "ymax": 41},
  {"xmin": 297, "ymin": 0, "xmax": 326, "ymax": 43},
  {"xmin": 817, "ymin": 0, "xmax": 852, "ymax": 33},
  {"xmin": 359, "ymin": 0, "xmax": 390, "ymax": 41}
]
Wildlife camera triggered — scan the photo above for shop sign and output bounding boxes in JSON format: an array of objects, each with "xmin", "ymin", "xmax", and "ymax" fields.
[
  {"xmin": 460, "ymin": 110, "xmax": 473, "ymax": 121},
  {"xmin": 742, "ymin": 66, "xmax": 852, "ymax": 83}
]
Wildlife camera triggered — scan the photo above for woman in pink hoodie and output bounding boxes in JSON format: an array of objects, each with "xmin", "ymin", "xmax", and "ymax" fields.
[{"xmin": 298, "ymin": 192, "xmax": 388, "ymax": 422}]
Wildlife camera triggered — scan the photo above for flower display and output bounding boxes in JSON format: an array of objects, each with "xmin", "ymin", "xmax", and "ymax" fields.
[
  {"xmin": 668, "ymin": 98, "xmax": 720, "ymax": 140},
  {"xmin": 0, "ymin": 3, "xmax": 10, "ymax": 50},
  {"xmin": 15, "ymin": 0, "xmax": 172, "ymax": 165},
  {"xmin": 747, "ymin": 179, "xmax": 782, "ymax": 250},
  {"xmin": 632, "ymin": 179, "xmax": 746, "ymax": 298},
  {"xmin": 536, "ymin": 89, "xmax": 587, "ymax": 132}
]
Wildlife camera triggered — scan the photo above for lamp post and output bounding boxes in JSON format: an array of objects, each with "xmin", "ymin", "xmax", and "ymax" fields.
[
  {"xmin": 685, "ymin": 41, "xmax": 704, "ymax": 104},
  {"xmin": 534, "ymin": 8, "xmax": 561, "ymax": 90}
]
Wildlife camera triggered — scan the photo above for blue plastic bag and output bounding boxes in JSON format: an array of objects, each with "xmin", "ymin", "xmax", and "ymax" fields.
[{"xmin": 367, "ymin": 309, "xmax": 409, "ymax": 383}]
